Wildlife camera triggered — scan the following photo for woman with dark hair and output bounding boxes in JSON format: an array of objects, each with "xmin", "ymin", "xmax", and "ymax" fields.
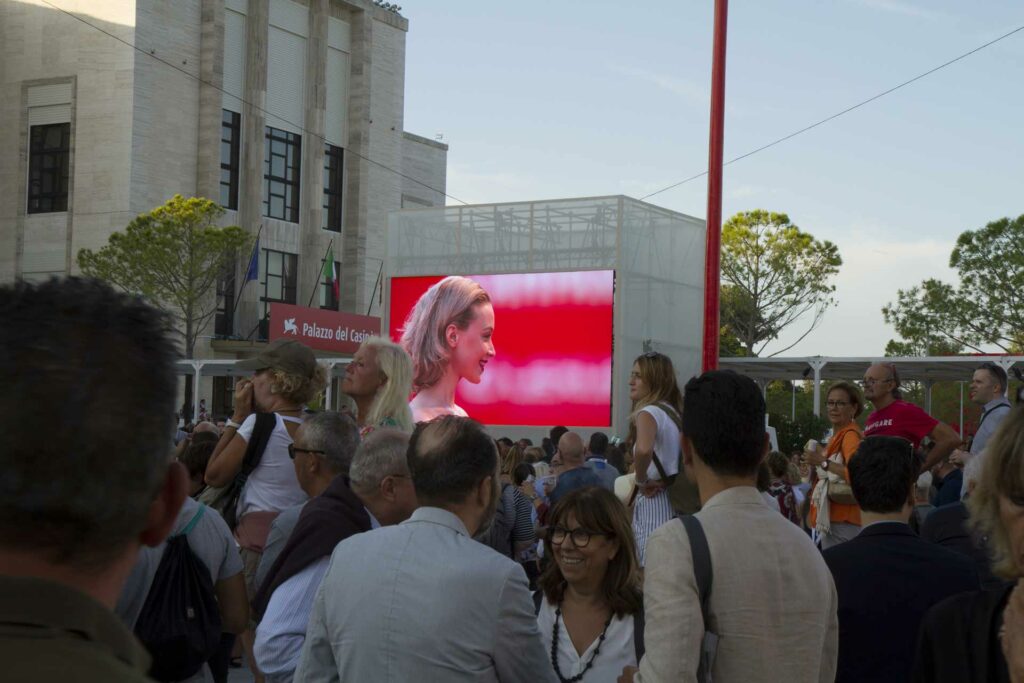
[
  {"xmin": 806, "ymin": 381, "xmax": 864, "ymax": 549},
  {"xmin": 627, "ymin": 351, "xmax": 696, "ymax": 566},
  {"xmin": 536, "ymin": 487, "xmax": 644, "ymax": 681},
  {"xmin": 914, "ymin": 405, "xmax": 1024, "ymax": 682}
]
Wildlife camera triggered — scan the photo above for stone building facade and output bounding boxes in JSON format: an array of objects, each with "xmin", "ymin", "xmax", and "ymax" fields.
[{"xmin": 0, "ymin": 0, "xmax": 447, "ymax": 411}]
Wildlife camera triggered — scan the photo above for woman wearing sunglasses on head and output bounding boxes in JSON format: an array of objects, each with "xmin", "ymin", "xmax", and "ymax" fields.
[{"xmin": 534, "ymin": 488, "xmax": 644, "ymax": 683}]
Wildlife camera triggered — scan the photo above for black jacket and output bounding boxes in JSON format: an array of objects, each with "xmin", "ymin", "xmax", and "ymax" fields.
[
  {"xmin": 920, "ymin": 501, "xmax": 1003, "ymax": 590},
  {"xmin": 823, "ymin": 522, "xmax": 980, "ymax": 683},
  {"xmin": 913, "ymin": 584, "xmax": 1013, "ymax": 683}
]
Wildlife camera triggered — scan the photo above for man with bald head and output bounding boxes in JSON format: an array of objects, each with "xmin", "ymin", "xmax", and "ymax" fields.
[
  {"xmin": 861, "ymin": 362, "xmax": 961, "ymax": 471},
  {"xmin": 548, "ymin": 431, "xmax": 603, "ymax": 506}
]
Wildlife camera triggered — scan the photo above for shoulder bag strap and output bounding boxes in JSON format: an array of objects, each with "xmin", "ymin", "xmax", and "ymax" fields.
[
  {"xmin": 979, "ymin": 402, "xmax": 1011, "ymax": 429},
  {"xmin": 679, "ymin": 515, "xmax": 712, "ymax": 618},
  {"xmin": 532, "ymin": 589, "xmax": 543, "ymax": 616},
  {"xmin": 176, "ymin": 505, "xmax": 206, "ymax": 537},
  {"xmin": 240, "ymin": 412, "xmax": 278, "ymax": 479},
  {"xmin": 633, "ymin": 598, "xmax": 646, "ymax": 663}
]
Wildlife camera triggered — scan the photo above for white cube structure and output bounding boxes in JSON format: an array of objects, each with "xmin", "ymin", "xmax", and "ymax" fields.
[{"xmin": 386, "ymin": 195, "xmax": 706, "ymax": 436}]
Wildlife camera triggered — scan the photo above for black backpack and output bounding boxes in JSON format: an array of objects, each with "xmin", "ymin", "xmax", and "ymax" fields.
[
  {"xmin": 474, "ymin": 482, "xmax": 517, "ymax": 557},
  {"xmin": 134, "ymin": 505, "xmax": 222, "ymax": 682}
]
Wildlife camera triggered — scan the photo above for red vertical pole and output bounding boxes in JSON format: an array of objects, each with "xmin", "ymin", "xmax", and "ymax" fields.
[{"xmin": 702, "ymin": 0, "xmax": 729, "ymax": 372}]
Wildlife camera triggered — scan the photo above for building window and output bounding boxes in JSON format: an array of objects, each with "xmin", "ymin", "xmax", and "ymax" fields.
[
  {"xmin": 259, "ymin": 249, "xmax": 297, "ymax": 338},
  {"xmin": 322, "ymin": 144, "xmax": 343, "ymax": 232},
  {"xmin": 214, "ymin": 260, "xmax": 236, "ymax": 337},
  {"xmin": 320, "ymin": 260, "xmax": 340, "ymax": 310},
  {"xmin": 263, "ymin": 127, "xmax": 301, "ymax": 222},
  {"xmin": 28, "ymin": 123, "xmax": 71, "ymax": 214},
  {"xmin": 212, "ymin": 376, "xmax": 236, "ymax": 419},
  {"xmin": 220, "ymin": 110, "xmax": 241, "ymax": 210}
]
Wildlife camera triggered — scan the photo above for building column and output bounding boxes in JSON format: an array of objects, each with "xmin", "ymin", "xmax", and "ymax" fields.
[
  {"xmin": 298, "ymin": 0, "xmax": 329, "ymax": 310},
  {"xmin": 237, "ymin": 0, "xmax": 269, "ymax": 339},
  {"xmin": 196, "ymin": 0, "xmax": 226, "ymax": 203}
]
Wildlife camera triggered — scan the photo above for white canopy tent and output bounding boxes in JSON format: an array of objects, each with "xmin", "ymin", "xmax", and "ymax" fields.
[{"xmin": 718, "ymin": 355, "xmax": 1023, "ymax": 435}]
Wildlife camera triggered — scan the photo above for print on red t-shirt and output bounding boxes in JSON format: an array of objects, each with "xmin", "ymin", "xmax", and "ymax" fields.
[{"xmin": 862, "ymin": 400, "xmax": 938, "ymax": 449}]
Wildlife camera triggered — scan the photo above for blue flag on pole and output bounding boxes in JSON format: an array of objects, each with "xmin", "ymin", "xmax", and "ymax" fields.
[{"xmin": 245, "ymin": 238, "xmax": 259, "ymax": 282}]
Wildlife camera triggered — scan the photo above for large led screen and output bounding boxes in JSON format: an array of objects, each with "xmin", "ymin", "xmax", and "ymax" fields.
[{"xmin": 388, "ymin": 271, "xmax": 614, "ymax": 426}]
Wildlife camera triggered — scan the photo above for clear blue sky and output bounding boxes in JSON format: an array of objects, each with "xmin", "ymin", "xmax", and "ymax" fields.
[{"xmin": 401, "ymin": 0, "xmax": 1024, "ymax": 357}]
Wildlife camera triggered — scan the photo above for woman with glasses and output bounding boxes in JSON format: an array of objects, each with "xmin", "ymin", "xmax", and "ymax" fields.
[
  {"xmin": 535, "ymin": 487, "xmax": 644, "ymax": 682},
  {"xmin": 914, "ymin": 405, "xmax": 1024, "ymax": 683},
  {"xmin": 806, "ymin": 381, "xmax": 864, "ymax": 549},
  {"xmin": 628, "ymin": 351, "xmax": 696, "ymax": 566}
]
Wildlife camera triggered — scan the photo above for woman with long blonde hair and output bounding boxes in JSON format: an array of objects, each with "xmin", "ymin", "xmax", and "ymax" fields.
[
  {"xmin": 627, "ymin": 351, "xmax": 694, "ymax": 566},
  {"xmin": 399, "ymin": 275, "xmax": 495, "ymax": 423},
  {"xmin": 341, "ymin": 337, "xmax": 414, "ymax": 436}
]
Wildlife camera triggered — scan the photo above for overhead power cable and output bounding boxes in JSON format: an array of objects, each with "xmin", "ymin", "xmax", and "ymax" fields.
[
  {"xmin": 39, "ymin": 0, "xmax": 469, "ymax": 205},
  {"xmin": 640, "ymin": 24, "xmax": 1024, "ymax": 201}
]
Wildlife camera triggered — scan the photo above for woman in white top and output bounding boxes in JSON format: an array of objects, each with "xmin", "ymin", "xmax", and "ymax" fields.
[
  {"xmin": 205, "ymin": 339, "xmax": 327, "ymax": 581},
  {"xmin": 399, "ymin": 276, "xmax": 495, "ymax": 423},
  {"xmin": 628, "ymin": 351, "xmax": 685, "ymax": 566},
  {"xmin": 536, "ymin": 487, "xmax": 643, "ymax": 682}
]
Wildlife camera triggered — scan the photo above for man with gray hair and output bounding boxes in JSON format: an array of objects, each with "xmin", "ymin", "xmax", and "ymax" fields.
[
  {"xmin": 295, "ymin": 416, "xmax": 555, "ymax": 682},
  {"xmin": 255, "ymin": 411, "xmax": 360, "ymax": 589},
  {"xmin": 0, "ymin": 278, "xmax": 189, "ymax": 681},
  {"xmin": 254, "ymin": 423, "xmax": 417, "ymax": 682}
]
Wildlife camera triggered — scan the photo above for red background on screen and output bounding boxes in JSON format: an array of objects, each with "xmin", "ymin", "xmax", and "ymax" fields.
[{"xmin": 388, "ymin": 271, "xmax": 615, "ymax": 426}]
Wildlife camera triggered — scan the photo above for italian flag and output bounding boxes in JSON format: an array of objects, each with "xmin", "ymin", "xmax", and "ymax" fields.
[{"xmin": 323, "ymin": 244, "xmax": 339, "ymax": 301}]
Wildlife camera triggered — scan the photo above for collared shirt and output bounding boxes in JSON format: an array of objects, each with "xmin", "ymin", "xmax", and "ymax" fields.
[
  {"xmin": 970, "ymin": 396, "xmax": 1012, "ymax": 455},
  {"xmin": 0, "ymin": 576, "xmax": 151, "ymax": 682},
  {"xmin": 255, "ymin": 508, "xmax": 381, "ymax": 682}
]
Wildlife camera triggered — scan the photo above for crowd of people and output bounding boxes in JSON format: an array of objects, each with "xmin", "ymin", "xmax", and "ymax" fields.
[{"xmin": 2, "ymin": 277, "xmax": 1024, "ymax": 683}]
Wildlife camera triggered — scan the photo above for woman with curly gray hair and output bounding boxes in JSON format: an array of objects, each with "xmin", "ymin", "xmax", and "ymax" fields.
[{"xmin": 913, "ymin": 404, "xmax": 1024, "ymax": 682}]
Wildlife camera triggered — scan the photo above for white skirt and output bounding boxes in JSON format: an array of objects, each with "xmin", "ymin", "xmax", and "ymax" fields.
[{"xmin": 632, "ymin": 488, "xmax": 675, "ymax": 566}]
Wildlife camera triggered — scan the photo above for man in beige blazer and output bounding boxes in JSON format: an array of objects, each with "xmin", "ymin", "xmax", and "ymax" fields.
[{"xmin": 620, "ymin": 370, "xmax": 838, "ymax": 683}]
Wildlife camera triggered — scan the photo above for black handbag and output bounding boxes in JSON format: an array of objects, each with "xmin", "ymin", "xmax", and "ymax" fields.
[{"xmin": 210, "ymin": 412, "xmax": 277, "ymax": 530}]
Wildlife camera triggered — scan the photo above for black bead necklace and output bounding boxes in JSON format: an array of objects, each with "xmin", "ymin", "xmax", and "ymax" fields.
[{"xmin": 550, "ymin": 602, "xmax": 615, "ymax": 683}]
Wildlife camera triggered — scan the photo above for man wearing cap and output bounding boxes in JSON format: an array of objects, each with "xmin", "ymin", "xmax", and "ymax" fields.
[{"xmin": 205, "ymin": 339, "xmax": 327, "ymax": 682}]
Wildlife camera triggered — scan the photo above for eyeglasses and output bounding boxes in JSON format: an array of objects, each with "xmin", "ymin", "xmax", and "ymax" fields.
[
  {"xmin": 860, "ymin": 377, "xmax": 893, "ymax": 386},
  {"xmin": 288, "ymin": 444, "xmax": 326, "ymax": 460},
  {"xmin": 550, "ymin": 526, "xmax": 607, "ymax": 548},
  {"xmin": 643, "ymin": 351, "xmax": 664, "ymax": 359},
  {"xmin": 826, "ymin": 400, "xmax": 850, "ymax": 408}
]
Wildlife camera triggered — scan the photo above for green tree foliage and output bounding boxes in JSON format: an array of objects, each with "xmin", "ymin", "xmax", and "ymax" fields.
[
  {"xmin": 883, "ymin": 215, "xmax": 1024, "ymax": 354},
  {"xmin": 78, "ymin": 195, "xmax": 250, "ymax": 359},
  {"xmin": 770, "ymin": 410, "xmax": 831, "ymax": 456},
  {"xmin": 720, "ymin": 210, "xmax": 842, "ymax": 357}
]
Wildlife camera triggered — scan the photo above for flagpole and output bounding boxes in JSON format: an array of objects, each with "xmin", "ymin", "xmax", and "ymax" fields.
[
  {"xmin": 367, "ymin": 260, "xmax": 384, "ymax": 316},
  {"xmin": 307, "ymin": 239, "xmax": 335, "ymax": 308},
  {"xmin": 231, "ymin": 224, "xmax": 263, "ymax": 319}
]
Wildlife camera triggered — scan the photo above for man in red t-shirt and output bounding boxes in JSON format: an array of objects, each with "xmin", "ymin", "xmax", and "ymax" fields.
[{"xmin": 861, "ymin": 363, "xmax": 960, "ymax": 471}]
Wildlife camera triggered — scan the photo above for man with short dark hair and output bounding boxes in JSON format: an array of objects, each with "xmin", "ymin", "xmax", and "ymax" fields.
[
  {"xmin": 950, "ymin": 363, "xmax": 1012, "ymax": 481},
  {"xmin": 0, "ymin": 278, "xmax": 189, "ymax": 681},
  {"xmin": 547, "ymin": 431, "xmax": 603, "ymax": 506},
  {"xmin": 823, "ymin": 436, "xmax": 979, "ymax": 683},
  {"xmin": 626, "ymin": 370, "xmax": 837, "ymax": 682},
  {"xmin": 584, "ymin": 431, "xmax": 619, "ymax": 490},
  {"xmin": 294, "ymin": 416, "xmax": 554, "ymax": 682}
]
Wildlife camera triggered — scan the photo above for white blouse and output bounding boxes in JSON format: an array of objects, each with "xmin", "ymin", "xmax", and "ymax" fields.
[{"xmin": 537, "ymin": 597, "xmax": 637, "ymax": 681}]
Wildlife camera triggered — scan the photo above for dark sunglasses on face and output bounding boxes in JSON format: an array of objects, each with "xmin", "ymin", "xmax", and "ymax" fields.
[{"xmin": 288, "ymin": 444, "xmax": 325, "ymax": 460}]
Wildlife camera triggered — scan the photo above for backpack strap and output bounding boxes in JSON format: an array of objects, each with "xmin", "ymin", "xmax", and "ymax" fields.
[
  {"xmin": 176, "ymin": 505, "xmax": 206, "ymax": 537},
  {"xmin": 679, "ymin": 515, "xmax": 712, "ymax": 618},
  {"xmin": 532, "ymin": 589, "xmax": 543, "ymax": 615}
]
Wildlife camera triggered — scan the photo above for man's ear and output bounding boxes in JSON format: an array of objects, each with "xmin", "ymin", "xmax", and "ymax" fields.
[
  {"xmin": 681, "ymin": 436, "xmax": 696, "ymax": 467},
  {"xmin": 477, "ymin": 475, "xmax": 494, "ymax": 506},
  {"xmin": 138, "ymin": 462, "xmax": 189, "ymax": 548},
  {"xmin": 380, "ymin": 475, "xmax": 398, "ymax": 502}
]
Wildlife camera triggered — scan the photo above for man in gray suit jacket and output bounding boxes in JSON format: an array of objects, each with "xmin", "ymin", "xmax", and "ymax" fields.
[{"xmin": 294, "ymin": 416, "xmax": 556, "ymax": 683}]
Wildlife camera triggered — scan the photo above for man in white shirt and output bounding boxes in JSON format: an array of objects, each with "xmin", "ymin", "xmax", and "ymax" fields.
[{"xmin": 253, "ymin": 426, "xmax": 416, "ymax": 683}]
